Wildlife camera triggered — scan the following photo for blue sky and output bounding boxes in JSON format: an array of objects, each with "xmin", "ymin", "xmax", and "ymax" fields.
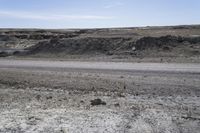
[{"xmin": 0, "ymin": 0, "xmax": 199, "ymax": 28}]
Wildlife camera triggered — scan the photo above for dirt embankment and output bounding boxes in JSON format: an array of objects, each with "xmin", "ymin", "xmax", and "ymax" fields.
[
  {"xmin": 1, "ymin": 25, "xmax": 200, "ymax": 61},
  {"xmin": 26, "ymin": 37, "xmax": 133, "ymax": 55},
  {"xmin": 26, "ymin": 35, "xmax": 200, "ymax": 59},
  {"xmin": 0, "ymin": 30, "xmax": 80, "ymax": 48}
]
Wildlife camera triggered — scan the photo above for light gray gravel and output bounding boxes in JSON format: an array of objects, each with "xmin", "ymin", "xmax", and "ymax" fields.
[
  {"xmin": 0, "ymin": 59, "xmax": 200, "ymax": 133},
  {"xmin": 0, "ymin": 59, "xmax": 200, "ymax": 73}
]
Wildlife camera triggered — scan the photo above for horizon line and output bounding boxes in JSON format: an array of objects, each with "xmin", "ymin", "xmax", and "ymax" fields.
[{"xmin": 0, "ymin": 24, "xmax": 200, "ymax": 30}]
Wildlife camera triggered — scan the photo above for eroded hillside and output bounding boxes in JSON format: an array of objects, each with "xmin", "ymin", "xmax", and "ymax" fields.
[{"xmin": 0, "ymin": 25, "xmax": 200, "ymax": 62}]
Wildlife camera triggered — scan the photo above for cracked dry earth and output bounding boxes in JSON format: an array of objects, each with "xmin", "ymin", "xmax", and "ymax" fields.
[{"xmin": 0, "ymin": 62, "xmax": 200, "ymax": 133}]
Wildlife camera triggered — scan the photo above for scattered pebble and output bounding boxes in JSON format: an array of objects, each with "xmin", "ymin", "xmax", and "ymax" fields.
[{"xmin": 90, "ymin": 98, "xmax": 106, "ymax": 106}]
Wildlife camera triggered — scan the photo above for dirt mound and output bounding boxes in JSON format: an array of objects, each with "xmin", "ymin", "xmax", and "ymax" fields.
[
  {"xmin": 135, "ymin": 35, "xmax": 200, "ymax": 51},
  {"xmin": 0, "ymin": 35, "xmax": 16, "ymax": 42},
  {"xmin": 0, "ymin": 35, "xmax": 11, "ymax": 41},
  {"xmin": 26, "ymin": 35, "xmax": 200, "ymax": 57},
  {"xmin": 1, "ymin": 32, "xmax": 78, "ymax": 40},
  {"xmin": 0, "ymin": 51, "xmax": 9, "ymax": 57},
  {"xmin": 0, "ymin": 30, "xmax": 82, "ymax": 50},
  {"xmin": 27, "ymin": 37, "xmax": 132, "ymax": 55}
]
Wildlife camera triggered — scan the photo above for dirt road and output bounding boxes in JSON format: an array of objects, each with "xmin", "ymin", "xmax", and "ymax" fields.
[
  {"xmin": 1, "ymin": 59, "xmax": 200, "ymax": 73},
  {"xmin": 0, "ymin": 59, "xmax": 200, "ymax": 133}
]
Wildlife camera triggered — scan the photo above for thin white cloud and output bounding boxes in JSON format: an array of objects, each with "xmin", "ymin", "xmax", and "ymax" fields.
[
  {"xmin": 104, "ymin": 2, "xmax": 123, "ymax": 9},
  {"xmin": 0, "ymin": 10, "xmax": 114, "ymax": 20}
]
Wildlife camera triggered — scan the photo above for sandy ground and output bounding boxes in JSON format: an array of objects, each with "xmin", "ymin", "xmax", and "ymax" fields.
[{"xmin": 0, "ymin": 59, "xmax": 200, "ymax": 133}]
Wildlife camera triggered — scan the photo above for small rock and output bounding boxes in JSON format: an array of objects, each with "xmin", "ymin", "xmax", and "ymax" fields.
[
  {"xmin": 114, "ymin": 103, "xmax": 120, "ymax": 107},
  {"xmin": 35, "ymin": 95, "xmax": 41, "ymax": 100},
  {"xmin": 90, "ymin": 99, "xmax": 106, "ymax": 106},
  {"xmin": 46, "ymin": 96, "xmax": 53, "ymax": 100},
  {"xmin": 61, "ymin": 127, "xmax": 68, "ymax": 133},
  {"xmin": 120, "ymin": 75, "xmax": 124, "ymax": 78},
  {"xmin": 132, "ymin": 46, "xmax": 136, "ymax": 51},
  {"xmin": 27, "ymin": 116, "xmax": 41, "ymax": 125}
]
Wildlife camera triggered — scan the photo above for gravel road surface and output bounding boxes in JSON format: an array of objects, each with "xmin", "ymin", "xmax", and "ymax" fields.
[{"xmin": 0, "ymin": 59, "xmax": 200, "ymax": 133}]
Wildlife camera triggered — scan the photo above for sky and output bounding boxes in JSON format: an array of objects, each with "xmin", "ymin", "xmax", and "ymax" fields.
[{"xmin": 0, "ymin": 0, "xmax": 199, "ymax": 28}]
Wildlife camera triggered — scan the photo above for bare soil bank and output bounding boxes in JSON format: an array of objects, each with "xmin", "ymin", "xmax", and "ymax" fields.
[{"xmin": 0, "ymin": 25, "xmax": 200, "ymax": 62}]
